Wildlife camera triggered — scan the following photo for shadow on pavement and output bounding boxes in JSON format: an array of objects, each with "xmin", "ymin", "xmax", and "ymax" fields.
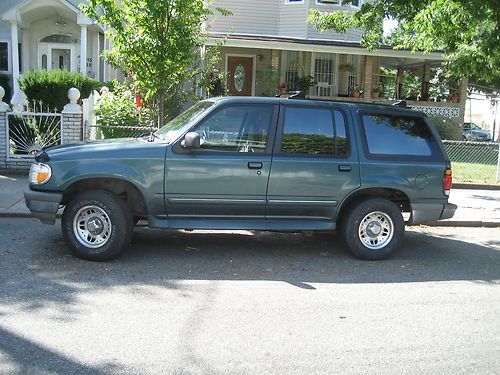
[
  {"xmin": 0, "ymin": 219, "xmax": 499, "ymax": 315},
  {"xmin": 0, "ymin": 326, "xmax": 121, "ymax": 375}
]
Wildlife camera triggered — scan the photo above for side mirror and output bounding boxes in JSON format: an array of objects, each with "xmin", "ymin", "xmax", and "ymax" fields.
[{"xmin": 181, "ymin": 132, "xmax": 201, "ymax": 149}]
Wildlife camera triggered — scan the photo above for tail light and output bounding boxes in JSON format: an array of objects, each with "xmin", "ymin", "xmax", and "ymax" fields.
[{"xmin": 443, "ymin": 168, "xmax": 452, "ymax": 196}]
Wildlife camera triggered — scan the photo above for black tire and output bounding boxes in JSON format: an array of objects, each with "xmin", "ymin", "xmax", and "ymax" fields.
[
  {"xmin": 62, "ymin": 189, "xmax": 133, "ymax": 261},
  {"xmin": 342, "ymin": 198, "xmax": 405, "ymax": 260}
]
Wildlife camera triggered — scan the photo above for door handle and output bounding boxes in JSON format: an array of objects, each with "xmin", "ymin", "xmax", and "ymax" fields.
[
  {"xmin": 338, "ymin": 164, "xmax": 352, "ymax": 172},
  {"xmin": 248, "ymin": 162, "xmax": 263, "ymax": 170}
]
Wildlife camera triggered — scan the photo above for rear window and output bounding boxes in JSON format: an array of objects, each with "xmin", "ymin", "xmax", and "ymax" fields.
[{"xmin": 361, "ymin": 114, "xmax": 439, "ymax": 158}]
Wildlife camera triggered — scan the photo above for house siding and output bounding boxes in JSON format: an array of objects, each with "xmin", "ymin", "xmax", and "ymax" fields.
[
  {"xmin": 207, "ymin": 0, "xmax": 279, "ymax": 35},
  {"xmin": 278, "ymin": 2, "xmax": 308, "ymax": 39},
  {"xmin": 209, "ymin": 0, "xmax": 365, "ymax": 42}
]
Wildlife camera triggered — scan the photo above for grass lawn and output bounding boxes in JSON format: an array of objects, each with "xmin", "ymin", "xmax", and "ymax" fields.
[{"xmin": 451, "ymin": 161, "xmax": 499, "ymax": 184}]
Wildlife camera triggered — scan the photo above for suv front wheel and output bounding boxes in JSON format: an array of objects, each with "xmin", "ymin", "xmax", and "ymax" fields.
[
  {"xmin": 62, "ymin": 190, "xmax": 133, "ymax": 261},
  {"xmin": 342, "ymin": 198, "xmax": 405, "ymax": 260}
]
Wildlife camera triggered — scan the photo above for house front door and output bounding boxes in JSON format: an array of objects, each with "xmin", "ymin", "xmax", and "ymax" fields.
[{"xmin": 227, "ymin": 56, "xmax": 254, "ymax": 96}]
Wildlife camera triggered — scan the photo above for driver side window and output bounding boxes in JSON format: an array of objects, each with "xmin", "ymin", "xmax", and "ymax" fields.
[{"xmin": 194, "ymin": 105, "xmax": 273, "ymax": 153}]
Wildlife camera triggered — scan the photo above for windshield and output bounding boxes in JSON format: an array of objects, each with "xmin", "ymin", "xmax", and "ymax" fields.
[{"xmin": 156, "ymin": 101, "xmax": 215, "ymax": 142}]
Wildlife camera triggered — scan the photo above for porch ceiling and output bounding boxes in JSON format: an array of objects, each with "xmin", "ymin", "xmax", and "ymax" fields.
[
  {"xmin": 206, "ymin": 33, "xmax": 445, "ymax": 63},
  {"xmin": 2, "ymin": 0, "xmax": 94, "ymax": 27}
]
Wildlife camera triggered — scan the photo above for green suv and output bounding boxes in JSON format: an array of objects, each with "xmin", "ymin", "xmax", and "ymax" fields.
[{"xmin": 24, "ymin": 97, "xmax": 456, "ymax": 261}]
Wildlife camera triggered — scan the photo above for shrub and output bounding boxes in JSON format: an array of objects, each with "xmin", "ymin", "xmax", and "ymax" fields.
[
  {"xmin": 95, "ymin": 86, "xmax": 155, "ymax": 139},
  {"xmin": 19, "ymin": 70, "xmax": 100, "ymax": 112},
  {"xmin": 0, "ymin": 73, "xmax": 12, "ymax": 102}
]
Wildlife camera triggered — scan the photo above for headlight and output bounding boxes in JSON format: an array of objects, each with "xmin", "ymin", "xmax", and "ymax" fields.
[{"xmin": 29, "ymin": 163, "xmax": 52, "ymax": 185}]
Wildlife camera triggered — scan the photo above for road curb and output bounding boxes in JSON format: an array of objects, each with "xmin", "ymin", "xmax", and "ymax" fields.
[
  {"xmin": 453, "ymin": 183, "xmax": 500, "ymax": 190},
  {"xmin": 422, "ymin": 220, "xmax": 500, "ymax": 228}
]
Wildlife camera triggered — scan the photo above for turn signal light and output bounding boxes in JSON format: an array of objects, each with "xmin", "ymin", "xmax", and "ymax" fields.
[
  {"xmin": 29, "ymin": 163, "xmax": 52, "ymax": 185},
  {"xmin": 443, "ymin": 168, "xmax": 452, "ymax": 196}
]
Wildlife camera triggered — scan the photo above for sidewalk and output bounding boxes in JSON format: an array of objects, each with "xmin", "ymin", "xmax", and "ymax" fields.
[{"xmin": 1, "ymin": 172, "xmax": 499, "ymax": 226}]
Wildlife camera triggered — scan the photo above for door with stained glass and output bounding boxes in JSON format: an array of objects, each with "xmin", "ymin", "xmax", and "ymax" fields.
[{"xmin": 227, "ymin": 56, "xmax": 254, "ymax": 96}]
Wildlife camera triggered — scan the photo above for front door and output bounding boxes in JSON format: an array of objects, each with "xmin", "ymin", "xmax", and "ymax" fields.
[
  {"xmin": 51, "ymin": 48, "xmax": 71, "ymax": 71},
  {"xmin": 165, "ymin": 103, "xmax": 277, "ymax": 222},
  {"xmin": 227, "ymin": 56, "xmax": 254, "ymax": 96},
  {"xmin": 266, "ymin": 104, "xmax": 360, "ymax": 224}
]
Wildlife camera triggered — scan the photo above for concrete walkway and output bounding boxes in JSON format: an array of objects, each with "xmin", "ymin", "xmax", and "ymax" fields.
[{"xmin": 1, "ymin": 172, "xmax": 499, "ymax": 226}]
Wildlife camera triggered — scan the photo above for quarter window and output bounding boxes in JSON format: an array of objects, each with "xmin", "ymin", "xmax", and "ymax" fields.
[
  {"xmin": 361, "ymin": 114, "xmax": 438, "ymax": 157},
  {"xmin": 195, "ymin": 106, "xmax": 273, "ymax": 153},
  {"xmin": 281, "ymin": 107, "xmax": 348, "ymax": 156}
]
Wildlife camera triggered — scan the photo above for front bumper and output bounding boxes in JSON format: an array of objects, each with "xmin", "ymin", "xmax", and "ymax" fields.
[
  {"xmin": 409, "ymin": 202, "xmax": 457, "ymax": 225},
  {"xmin": 24, "ymin": 188, "xmax": 63, "ymax": 225}
]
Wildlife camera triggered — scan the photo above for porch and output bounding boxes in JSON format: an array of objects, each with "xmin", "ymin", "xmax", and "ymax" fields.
[
  {"xmin": 207, "ymin": 34, "xmax": 465, "ymax": 140},
  {"xmin": 1, "ymin": 0, "xmax": 122, "ymax": 104}
]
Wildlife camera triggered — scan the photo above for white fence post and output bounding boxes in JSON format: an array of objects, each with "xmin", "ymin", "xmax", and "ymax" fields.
[
  {"xmin": 496, "ymin": 142, "xmax": 500, "ymax": 183},
  {"xmin": 62, "ymin": 87, "xmax": 83, "ymax": 144}
]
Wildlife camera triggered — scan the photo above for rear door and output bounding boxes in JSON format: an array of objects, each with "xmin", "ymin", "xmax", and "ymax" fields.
[{"xmin": 266, "ymin": 103, "xmax": 360, "ymax": 224}]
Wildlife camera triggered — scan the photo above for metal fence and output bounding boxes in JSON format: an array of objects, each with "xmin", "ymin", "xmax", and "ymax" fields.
[
  {"xmin": 7, "ymin": 111, "xmax": 63, "ymax": 158},
  {"xmin": 85, "ymin": 124, "xmax": 156, "ymax": 141},
  {"xmin": 443, "ymin": 140, "xmax": 500, "ymax": 185}
]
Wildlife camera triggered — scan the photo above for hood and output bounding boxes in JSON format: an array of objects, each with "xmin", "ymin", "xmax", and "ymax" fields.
[{"xmin": 41, "ymin": 137, "xmax": 165, "ymax": 162}]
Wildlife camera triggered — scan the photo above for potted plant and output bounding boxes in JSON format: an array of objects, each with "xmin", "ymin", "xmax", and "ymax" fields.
[
  {"xmin": 339, "ymin": 63, "xmax": 356, "ymax": 74},
  {"xmin": 352, "ymin": 85, "xmax": 363, "ymax": 98},
  {"xmin": 294, "ymin": 75, "xmax": 316, "ymax": 93},
  {"xmin": 449, "ymin": 90, "xmax": 459, "ymax": 103},
  {"xmin": 371, "ymin": 84, "xmax": 381, "ymax": 99}
]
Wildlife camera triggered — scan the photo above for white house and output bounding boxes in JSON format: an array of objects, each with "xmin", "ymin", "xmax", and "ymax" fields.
[
  {"xmin": 0, "ymin": 0, "xmax": 122, "ymax": 102},
  {"xmin": 0, "ymin": 0, "xmax": 468, "ymax": 137}
]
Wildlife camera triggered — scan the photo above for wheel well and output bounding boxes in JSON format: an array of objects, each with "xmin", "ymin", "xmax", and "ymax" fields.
[
  {"xmin": 62, "ymin": 178, "xmax": 148, "ymax": 219},
  {"xmin": 337, "ymin": 188, "xmax": 411, "ymax": 223}
]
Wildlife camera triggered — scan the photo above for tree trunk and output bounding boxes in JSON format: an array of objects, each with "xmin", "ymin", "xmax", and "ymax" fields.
[{"xmin": 158, "ymin": 90, "xmax": 165, "ymax": 128}]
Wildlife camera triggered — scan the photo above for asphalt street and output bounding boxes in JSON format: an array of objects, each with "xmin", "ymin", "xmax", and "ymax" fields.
[{"xmin": 0, "ymin": 218, "xmax": 499, "ymax": 375}]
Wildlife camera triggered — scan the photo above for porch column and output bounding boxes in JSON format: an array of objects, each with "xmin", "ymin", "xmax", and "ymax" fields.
[
  {"xmin": 458, "ymin": 76, "xmax": 468, "ymax": 137},
  {"xmin": 420, "ymin": 63, "xmax": 431, "ymax": 101},
  {"xmin": 363, "ymin": 56, "xmax": 374, "ymax": 99},
  {"xmin": 10, "ymin": 22, "xmax": 20, "ymax": 94},
  {"xmin": 396, "ymin": 67, "xmax": 404, "ymax": 99},
  {"xmin": 80, "ymin": 25, "xmax": 87, "ymax": 76}
]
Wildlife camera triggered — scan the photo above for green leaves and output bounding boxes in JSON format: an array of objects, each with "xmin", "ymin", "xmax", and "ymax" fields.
[
  {"xmin": 307, "ymin": 0, "xmax": 500, "ymax": 90},
  {"xmin": 81, "ymin": 0, "xmax": 226, "ymax": 125}
]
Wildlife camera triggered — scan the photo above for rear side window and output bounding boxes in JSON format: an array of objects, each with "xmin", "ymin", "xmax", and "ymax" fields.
[
  {"xmin": 281, "ymin": 107, "xmax": 348, "ymax": 156},
  {"xmin": 361, "ymin": 114, "xmax": 439, "ymax": 158}
]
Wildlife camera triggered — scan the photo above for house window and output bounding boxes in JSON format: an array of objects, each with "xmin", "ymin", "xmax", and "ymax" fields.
[
  {"xmin": 282, "ymin": 51, "xmax": 304, "ymax": 91},
  {"xmin": 312, "ymin": 52, "xmax": 338, "ymax": 97},
  {"xmin": 316, "ymin": 0, "xmax": 341, "ymax": 4},
  {"xmin": 316, "ymin": 0, "xmax": 361, "ymax": 5},
  {"xmin": 0, "ymin": 42, "xmax": 8, "ymax": 71}
]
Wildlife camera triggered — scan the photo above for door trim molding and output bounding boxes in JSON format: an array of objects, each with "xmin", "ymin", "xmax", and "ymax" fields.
[{"xmin": 225, "ymin": 53, "xmax": 256, "ymax": 96}]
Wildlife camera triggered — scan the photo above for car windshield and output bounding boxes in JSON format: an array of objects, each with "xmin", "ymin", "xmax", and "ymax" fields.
[{"xmin": 155, "ymin": 101, "xmax": 215, "ymax": 142}]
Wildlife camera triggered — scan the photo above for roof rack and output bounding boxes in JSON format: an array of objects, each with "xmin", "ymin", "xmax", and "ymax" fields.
[
  {"xmin": 275, "ymin": 91, "xmax": 306, "ymax": 99},
  {"xmin": 275, "ymin": 92, "xmax": 411, "ymax": 109}
]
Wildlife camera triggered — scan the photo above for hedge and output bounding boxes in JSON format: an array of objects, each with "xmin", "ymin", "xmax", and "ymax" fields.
[{"xmin": 19, "ymin": 70, "xmax": 100, "ymax": 112}]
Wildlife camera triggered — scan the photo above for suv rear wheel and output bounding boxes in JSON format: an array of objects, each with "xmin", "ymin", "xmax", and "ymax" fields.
[
  {"xmin": 62, "ymin": 190, "xmax": 133, "ymax": 261},
  {"xmin": 342, "ymin": 198, "xmax": 404, "ymax": 260}
]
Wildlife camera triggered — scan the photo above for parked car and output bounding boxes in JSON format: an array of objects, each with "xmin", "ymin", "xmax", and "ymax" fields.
[
  {"xmin": 463, "ymin": 122, "xmax": 492, "ymax": 141},
  {"xmin": 24, "ymin": 97, "xmax": 456, "ymax": 261}
]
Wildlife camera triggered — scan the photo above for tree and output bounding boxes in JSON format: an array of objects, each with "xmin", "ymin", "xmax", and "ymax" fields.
[
  {"xmin": 307, "ymin": 0, "xmax": 500, "ymax": 92},
  {"xmin": 81, "ymin": 0, "xmax": 229, "ymax": 127}
]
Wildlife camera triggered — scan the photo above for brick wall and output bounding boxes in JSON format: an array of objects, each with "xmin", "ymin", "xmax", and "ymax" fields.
[
  {"xmin": 0, "ymin": 111, "xmax": 82, "ymax": 171},
  {"xmin": 0, "ymin": 112, "xmax": 6, "ymax": 169},
  {"xmin": 62, "ymin": 113, "xmax": 83, "ymax": 144}
]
